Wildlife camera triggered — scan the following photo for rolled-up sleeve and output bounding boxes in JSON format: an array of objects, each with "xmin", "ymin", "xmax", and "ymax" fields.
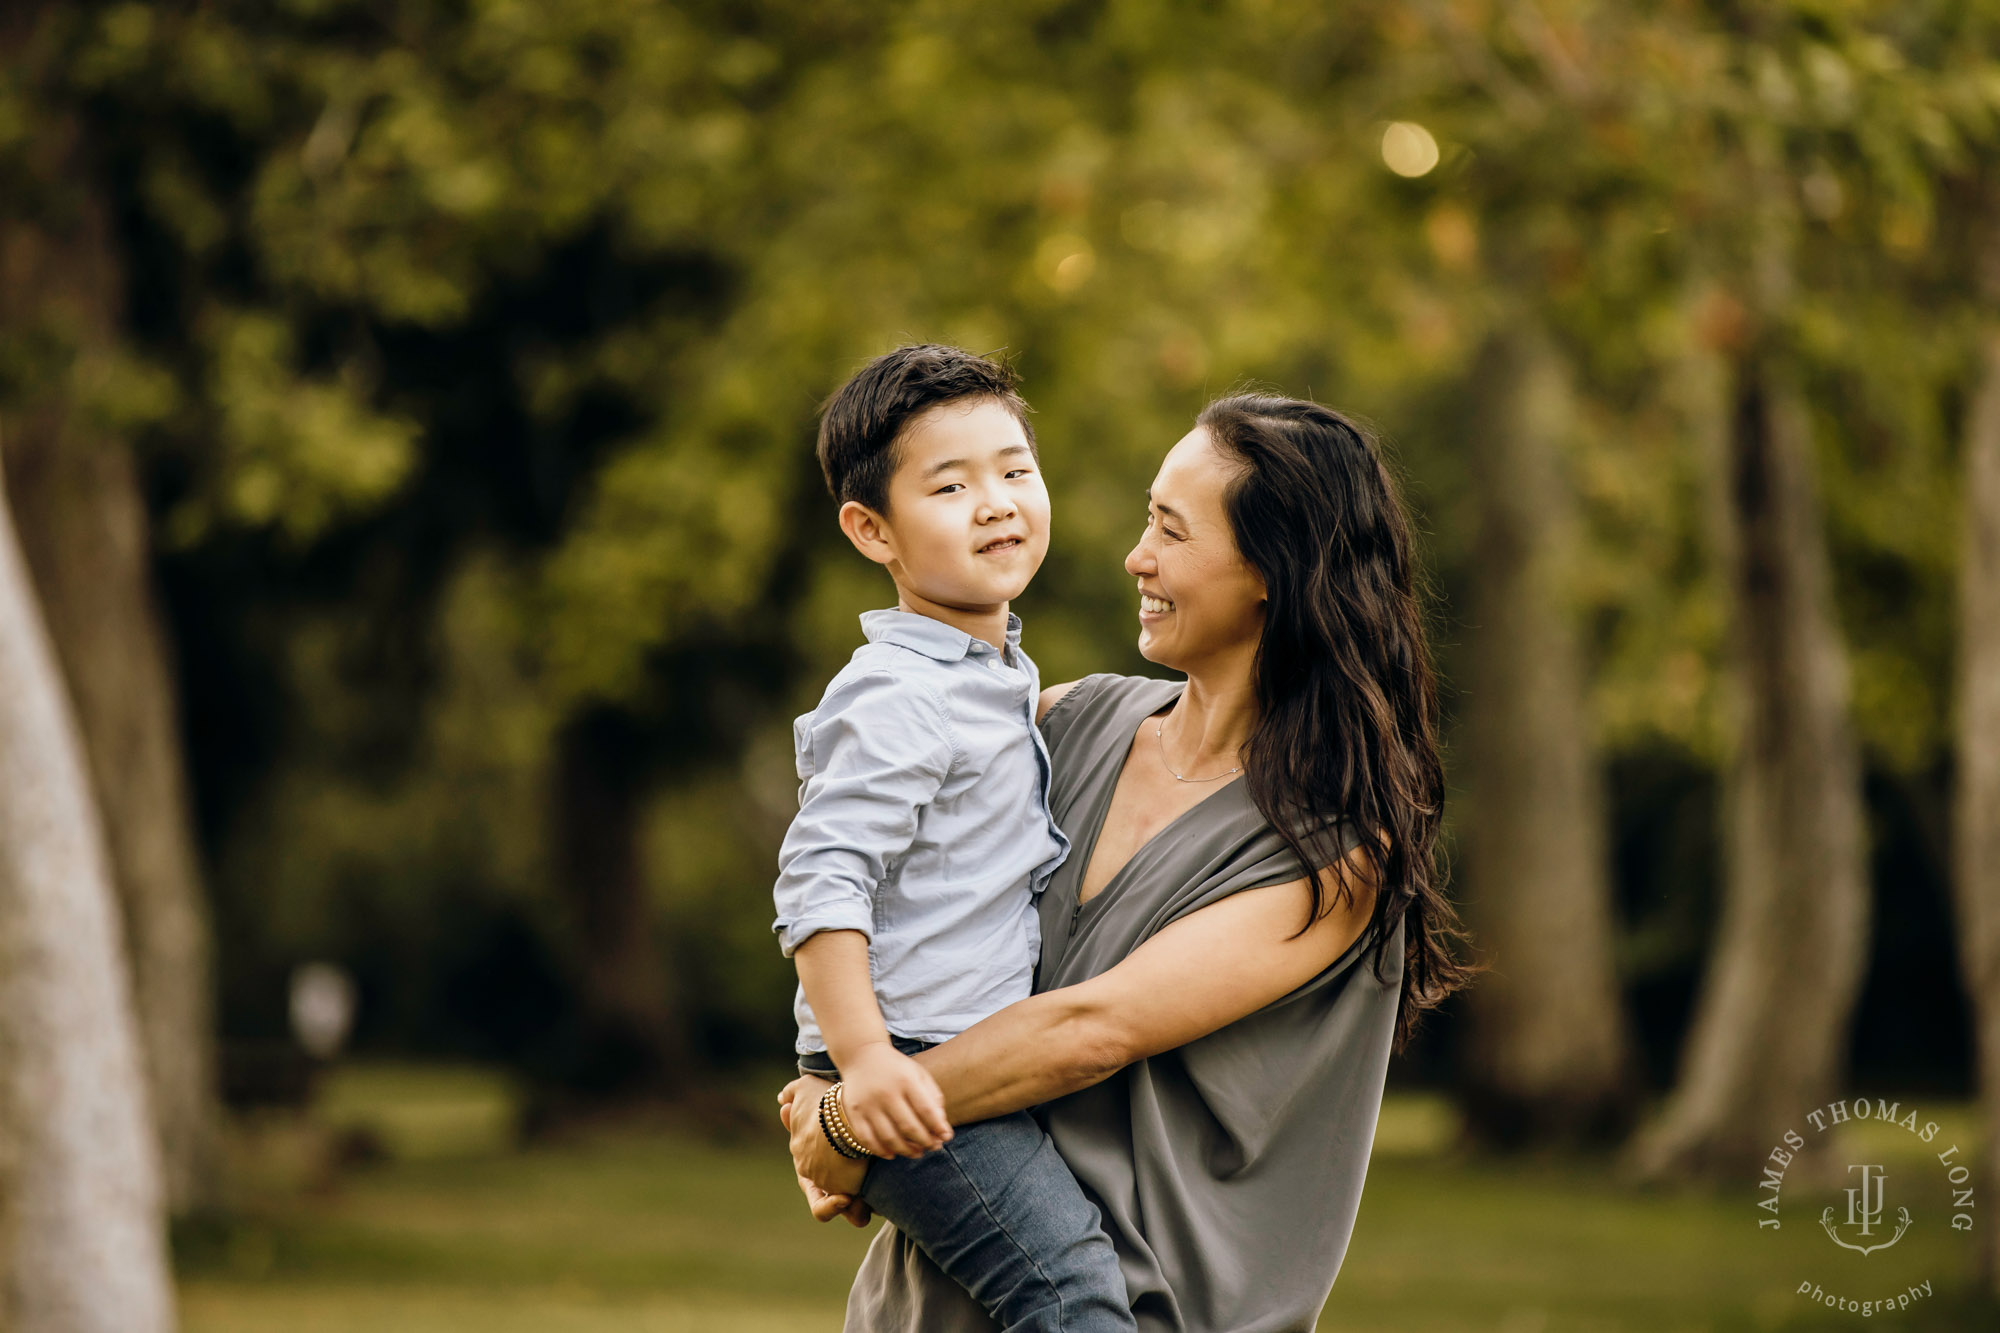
[{"xmin": 772, "ymin": 672, "xmax": 955, "ymax": 957}]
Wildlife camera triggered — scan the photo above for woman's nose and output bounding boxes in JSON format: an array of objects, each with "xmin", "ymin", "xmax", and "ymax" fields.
[{"xmin": 1125, "ymin": 539, "xmax": 1153, "ymax": 576}]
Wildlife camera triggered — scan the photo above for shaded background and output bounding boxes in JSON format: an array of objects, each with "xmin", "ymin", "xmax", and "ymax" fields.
[{"xmin": 4, "ymin": 1, "xmax": 2000, "ymax": 1329}]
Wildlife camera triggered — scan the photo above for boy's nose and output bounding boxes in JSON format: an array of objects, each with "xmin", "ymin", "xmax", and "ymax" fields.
[{"xmin": 977, "ymin": 491, "xmax": 1018, "ymax": 521}]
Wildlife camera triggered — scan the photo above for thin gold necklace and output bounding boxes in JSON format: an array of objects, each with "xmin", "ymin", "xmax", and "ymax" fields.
[{"xmin": 1154, "ymin": 715, "xmax": 1242, "ymax": 784}]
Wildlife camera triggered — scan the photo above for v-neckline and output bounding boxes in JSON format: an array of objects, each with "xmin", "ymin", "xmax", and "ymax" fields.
[{"xmin": 1070, "ymin": 683, "xmax": 1248, "ymax": 913}]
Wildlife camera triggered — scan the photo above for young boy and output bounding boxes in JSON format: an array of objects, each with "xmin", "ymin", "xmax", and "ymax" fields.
[{"xmin": 772, "ymin": 345, "xmax": 1133, "ymax": 1332}]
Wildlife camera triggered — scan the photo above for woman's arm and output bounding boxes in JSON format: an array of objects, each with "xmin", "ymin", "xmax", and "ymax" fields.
[
  {"xmin": 782, "ymin": 851, "xmax": 1376, "ymax": 1197},
  {"xmin": 1036, "ymin": 680, "xmax": 1079, "ymax": 724},
  {"xmin": 917, "ymin": 851, "xmax": 1377, "ymax": 1125}
]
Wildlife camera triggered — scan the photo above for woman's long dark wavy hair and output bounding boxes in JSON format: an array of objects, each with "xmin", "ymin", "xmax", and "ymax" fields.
[{"xmin": 1197, "ymin": 393, "xmax": 1473, "ymax": 1051}]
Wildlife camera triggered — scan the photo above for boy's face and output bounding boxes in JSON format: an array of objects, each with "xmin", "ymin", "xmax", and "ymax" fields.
[{"xmin": 840, "ymin": 398, "xmax": 1051, "ymax": 612}]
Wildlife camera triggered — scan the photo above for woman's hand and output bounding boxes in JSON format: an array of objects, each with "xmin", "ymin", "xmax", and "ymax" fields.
[
  {"xmin": 797, "ymin": 1169, "xmax": 872, "ymax": 1226},
  {"xmin": 779, "ymin": 1075, "xmax": 870, "ymax": 1223}
]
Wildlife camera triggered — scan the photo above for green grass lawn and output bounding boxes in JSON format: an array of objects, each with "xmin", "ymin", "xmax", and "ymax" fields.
[{"xmin": 177, "ymin": 1065, "xmax": 1998, "ymax": 1332}]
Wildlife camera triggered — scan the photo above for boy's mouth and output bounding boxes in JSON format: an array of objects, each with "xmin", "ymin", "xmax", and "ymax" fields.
[{"xmin": 976, "ymin": 536, "xmax": 1024, "ymax": 555}]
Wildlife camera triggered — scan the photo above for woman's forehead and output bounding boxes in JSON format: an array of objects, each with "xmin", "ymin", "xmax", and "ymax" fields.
[{"xmin": 1152, "ymin": 427, "xmax": 1232, "ymax": 513}]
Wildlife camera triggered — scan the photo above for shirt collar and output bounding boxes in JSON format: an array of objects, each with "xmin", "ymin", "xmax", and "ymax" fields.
[{"xmin": 860, "ymin": 608, "xmax": 1022, "ymax": 662}]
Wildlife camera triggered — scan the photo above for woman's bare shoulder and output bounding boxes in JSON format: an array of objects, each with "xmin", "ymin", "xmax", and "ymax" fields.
[{"xmin": 1035, "ymin": 680, "xmax": 1081, "ymax": 724}]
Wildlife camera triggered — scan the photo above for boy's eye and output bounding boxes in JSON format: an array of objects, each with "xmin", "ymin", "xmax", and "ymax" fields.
[
  {"xmin": 1006, "ymin": 468, "xmax": 1032, "ymax": 479},
  {"xmin": 934, "ymin": 483, "xmax": 965, "ymax": 495}
]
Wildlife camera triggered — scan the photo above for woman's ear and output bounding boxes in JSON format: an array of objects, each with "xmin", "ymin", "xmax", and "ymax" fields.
[{"xmin": 837, "ymin": 500, "xmax": 897, "ymax": 567}]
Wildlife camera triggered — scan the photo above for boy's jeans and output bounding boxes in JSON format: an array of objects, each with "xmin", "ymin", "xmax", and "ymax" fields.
[{"xmin": 800, "ymin": 1038, "xmax": 1135, "ymax": 1333}]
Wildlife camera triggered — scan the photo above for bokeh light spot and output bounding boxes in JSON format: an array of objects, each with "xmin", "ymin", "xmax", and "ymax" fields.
[
  {"xmin": 1382, "ymin": 121, "xmax": 1440, "ymax": 178},
  {"xmin": 1037, "ymin": 234, "xmax": 1096, "ymax": 292}
]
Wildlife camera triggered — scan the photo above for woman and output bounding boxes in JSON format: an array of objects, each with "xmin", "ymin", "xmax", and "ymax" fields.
[{"xmin": 782, "ymin": 393, "xmax": 1471, "ymax": 1332}]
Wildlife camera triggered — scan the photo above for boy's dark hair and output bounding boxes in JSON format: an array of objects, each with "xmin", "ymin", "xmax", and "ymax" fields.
[{"xmin": 816, "ymin": 344, "xmax": 1035, "ymax": 514}]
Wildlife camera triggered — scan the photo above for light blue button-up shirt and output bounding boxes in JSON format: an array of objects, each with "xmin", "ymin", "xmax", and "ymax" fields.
[{"xmin": 773, "ymin": 609, "xmax": 1070, "ymax": 1054}]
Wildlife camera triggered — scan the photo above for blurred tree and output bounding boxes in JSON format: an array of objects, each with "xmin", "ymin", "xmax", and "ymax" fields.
[
  {"xmin": 0, "ymin": 1, "xmax": 220, "ymax": 1213},
  {"xmin": 1459, "ymin": 320, "xmax": 1635, "ymax": 1144},
  {"xmin": 1631, "ymin": 5, "xmax": 1995, "ymax": 1179},
  {"xmin": 1955, "ymin": 198, "xmax": 2000, "ymax": 1292},
  {"xmin": 553, "ymin": 708, "xmax": 687, "ymax": 1093},
  {"xmin": 56, "ymin": 0, "xmax": 781, "ymax": 1093},
  {"xmin": 1635, "ymin": 284, "xmax": 1870, "ymax": 1181},
  {"xmin": 1631, "ymin": 107, "xmax": 1872, "ymax": 1178},
  {"xmin": 1395, "ymin": 1, "xmax": 1659, "ymax": 1144},
  {"xmin": 0, "ymin": 450, "xmax": 174, "ymax": 1327}
]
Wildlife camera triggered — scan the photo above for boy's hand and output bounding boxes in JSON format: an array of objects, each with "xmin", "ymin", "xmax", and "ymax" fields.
[{"xmin": 840, "ymin": 1042, "xmax": 953, "ymax": 1158}]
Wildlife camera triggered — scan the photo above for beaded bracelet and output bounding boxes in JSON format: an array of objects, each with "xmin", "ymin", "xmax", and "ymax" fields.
[
  {"xmin": 819, "ymin": 1084, "xmax": 868, "ymax": 1160},
  {"xmin": 817, "ymin": 1082, "xmax": 876, "ymax": 1160},
  {"xmin": 830, "ymin": 1083, "xmax": 876, "ymax": 1159},
  {"xmin": 815, "ymin": 1088, "xmax": 856, "ymax": 1159}
]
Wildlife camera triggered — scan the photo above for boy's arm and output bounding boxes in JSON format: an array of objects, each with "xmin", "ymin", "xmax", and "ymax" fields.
[
  {"xmin": 792, "ymin": 930, "xmax": 951, "ymax": 1157},
  {"xmin": 771, "ymin": 672, "xmax": 952, "ymax": 955},
  {"xmin": 772, "ymin": 670, "xmax": 956, "ymax": 1158}
]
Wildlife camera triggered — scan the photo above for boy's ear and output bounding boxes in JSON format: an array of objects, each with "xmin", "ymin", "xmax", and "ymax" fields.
[{"xmin": 837, "ymin": 500, "xmax": 896, "ymax": 567}]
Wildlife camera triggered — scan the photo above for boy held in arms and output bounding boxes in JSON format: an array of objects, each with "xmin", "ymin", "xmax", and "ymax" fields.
[{"xmin": 773, "ymin": 345, "xmax": 1133, "ymax": 1332}]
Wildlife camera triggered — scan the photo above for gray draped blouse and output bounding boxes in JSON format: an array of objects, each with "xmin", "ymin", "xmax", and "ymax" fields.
[{"xmin": 843, "ymin": 673, "xmax": 1404, "ymax": 1333}]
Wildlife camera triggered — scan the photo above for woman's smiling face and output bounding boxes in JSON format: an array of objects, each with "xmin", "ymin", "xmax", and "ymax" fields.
[{"xmin": 1126, "ymin": 426, "xmax": 1267, "ymax": 671}]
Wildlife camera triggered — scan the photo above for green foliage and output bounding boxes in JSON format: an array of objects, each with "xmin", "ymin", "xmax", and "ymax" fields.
[{"xmin": 5, "ymin": 0, "xmax": 1998, "ymax": 1064}]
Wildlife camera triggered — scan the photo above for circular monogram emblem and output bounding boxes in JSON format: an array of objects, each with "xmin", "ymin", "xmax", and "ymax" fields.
[{"xmin": 1757, "ymin": 1096, "xmax": 1977, "ymax": 1318}]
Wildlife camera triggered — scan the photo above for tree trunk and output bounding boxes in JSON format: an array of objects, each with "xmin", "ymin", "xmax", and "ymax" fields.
[
  {"xmin": 2, "ymin": 422, "xmax": 221, "ymax": 1215},
  {"xmin": 0, "ymin": 85, "xmax": 222, "ymax": 1210},
  {"xmin": 552, "ymin": 709, "xmax": 687, "ymax": 1096},
  {"xmin": 1629, "ymin": 343, "xmax": 1869, "ymax": 1181},
  {"xmin": 0, "ymin": 450, "xmax": 176, "ymax": 1332},
  {"xmin": 1953, "ymin": 316, "xmax": 2000, "ymax": 1292},
  {"xmin": 1459, "ymin": 324, "xmax": 1636, "ymax": 1145}
]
